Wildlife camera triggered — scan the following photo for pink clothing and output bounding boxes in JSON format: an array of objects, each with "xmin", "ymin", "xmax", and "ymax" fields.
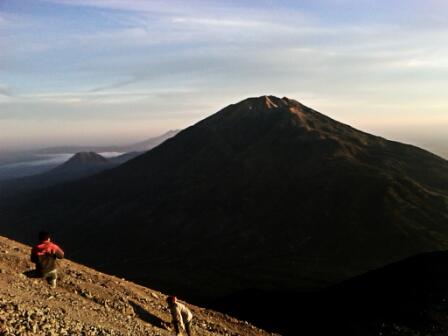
[
  {"xmin": 31, "ymin": 240, "xmax": 64, "ymax": 275},
  {"xmin": 32, "ymin": 241, "xmax": 64, "ymax": 257}
]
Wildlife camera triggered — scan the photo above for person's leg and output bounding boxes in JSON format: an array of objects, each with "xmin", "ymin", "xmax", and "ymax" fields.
[
  {"xmin": 44, "ymin": 270, "xmax": 57, "ymax": 288},
  {"xmin": 185, "ymin": 320, "xmax": 193, "ymax": 336},
  {"xmin": 172, "ymin": 321, "xmax": 181, "ymax": 335},
  {"xmin": 50, "ymin": 274, "xmax": 57, "ymax": 288}
]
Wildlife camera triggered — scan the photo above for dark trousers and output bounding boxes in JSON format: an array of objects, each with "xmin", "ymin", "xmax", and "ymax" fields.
[
  {"xmin": 174, "ymin": 320, "xmax": 193, "ymax": 336},
  {"xmin": 185, "ymin": 320, "xmax": 193, "ymax": 336}
]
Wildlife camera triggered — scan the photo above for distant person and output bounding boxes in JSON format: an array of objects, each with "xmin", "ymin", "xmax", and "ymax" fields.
[
  {"xmin": 30, "ymin": 230, "xmax": 64, "ymax": 288},
  {"xmin": 166, "ymin": 295, "xmax": 194, "ymax": 336}
]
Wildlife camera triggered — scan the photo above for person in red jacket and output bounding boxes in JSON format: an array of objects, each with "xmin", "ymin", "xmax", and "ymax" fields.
[{"xmin": 31, "ymin": 231, "xmax": 64, "ymax": 288}]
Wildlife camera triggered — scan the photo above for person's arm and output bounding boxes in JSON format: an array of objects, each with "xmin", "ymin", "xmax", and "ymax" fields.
[
  {"xmin": 170, "ymin": 306, "xmax": 182, "ymax": 334},
  {"xmin": 54, "ymin": 245, "xmax": 64, "ymax": 259},
  {"xmin": 48, "ymin": 243, "xmax": 64, "ymax": 259},
  {"xmin": 30, "ymin": 247, "xmax": 38, "ymax": 264}
]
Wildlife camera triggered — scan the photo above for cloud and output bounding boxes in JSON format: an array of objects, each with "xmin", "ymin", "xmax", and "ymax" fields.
[
  {"xmin": 2, "ymin": 0, "xmax": 448, "ymax": 150},
  {"xmin": 0, "ymin": 85, "xmax": 14, "ymax": 97},
  {"xmin": 44, "ymin": 0, "xmax": 187, "ymax": 13},
  {"xmin": 88, "ymin": 77, "xmax": 142, "ymax": 93},
  {"xmin": 42, "ymin": 0, "xmax": 286, "ymax": 18},
  {"xmin": 170, "ymin": 17, "xmax": 264, "ymax": 28}
]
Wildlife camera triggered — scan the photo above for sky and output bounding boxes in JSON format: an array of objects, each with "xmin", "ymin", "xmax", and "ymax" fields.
[{"xmin": 1, "ymin": 0, "xmax": 448, "ymax": 153}]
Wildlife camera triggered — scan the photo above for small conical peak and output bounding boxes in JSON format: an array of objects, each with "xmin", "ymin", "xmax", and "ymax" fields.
[{"xmin": 67, "ymin": 152, "xmax": 108, "ymax": 165}]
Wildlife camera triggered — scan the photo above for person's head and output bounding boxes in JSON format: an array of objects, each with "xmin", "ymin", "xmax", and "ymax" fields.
[
  {"xmin": 166, "ymin": 295, "xmax": 177, "ymax": 305},
  {"xmin": 38, "ymin": 230, "xmax": 51, "ymax": 242}
]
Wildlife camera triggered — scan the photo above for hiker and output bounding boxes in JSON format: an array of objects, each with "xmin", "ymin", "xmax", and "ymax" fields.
[
  {"xmin": 30, "ymin": 230, "xmax": 64, "ymax": 288},
  {"xmin": 166, "ymin": 296, "xmax": 194, "ymax": 336}
]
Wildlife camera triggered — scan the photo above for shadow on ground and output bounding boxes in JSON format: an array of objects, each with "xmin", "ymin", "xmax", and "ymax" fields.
[
  {"xmin": 129, "ymin": 300, "xmax": 167, "ymax": 330},
  {"xmin": 23, "ymin": 269, "xmax": 41, "ymax": 279}
]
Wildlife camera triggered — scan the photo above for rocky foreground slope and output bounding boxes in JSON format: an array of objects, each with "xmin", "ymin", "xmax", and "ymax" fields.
[{"xmin": 0, "ymin": 236, "xmax": 275, "ymax": 336}]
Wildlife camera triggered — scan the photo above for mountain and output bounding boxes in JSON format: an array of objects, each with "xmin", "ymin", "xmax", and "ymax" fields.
[
  {"xmin": 0, "ymin": 152, "xmax": 115, "ymax": 198},
  {"xmin": 41, "ymin": 151, "xmax": 114, "ymax": 180},
  {"xmin": 0, "ymin": 235, "xmax": 272, "ymax": 336},
  {"xmin": 60, "ymin": 151, "xmax": 109, "ymax": 165},
  {"xmin": 1, "ymin": 95, "xmax": 447, "ymax": 305},
  {"xmin": 0, "ymin": 130, "xmax": 178, "ymax": 180},
  {"xmin": 0, "ymin": 151, "xmax": 143, "ymax": 198}
]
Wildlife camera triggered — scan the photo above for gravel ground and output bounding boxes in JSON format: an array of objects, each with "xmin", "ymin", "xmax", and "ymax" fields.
[{"xmin": 0, "ymin": 236, "xmax": 277, "ymax": 336}]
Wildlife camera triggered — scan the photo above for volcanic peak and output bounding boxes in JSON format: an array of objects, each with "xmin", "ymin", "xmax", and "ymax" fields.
[
  {"xmin": 219, "ymin": 95, "xmax": 343, "ymax": 136},
  {"xmin": 210, "ymin": 95, "xmax": 386, "ymax": 159},
  {"xmin": 237, "ymin": 95, "xmax": 301, "ymax": 111},
  {"xmin": 231, "ymin": 95, "xmax": 317, "ymax": 120},
  {"xmin": 65, "ymin": 152, "xmax": 109, "ymax": 165}
]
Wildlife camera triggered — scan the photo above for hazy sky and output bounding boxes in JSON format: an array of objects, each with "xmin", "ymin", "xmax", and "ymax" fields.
[{"xmin": 1, "ymin": 0, "xmax": 448, "ymax": 152}]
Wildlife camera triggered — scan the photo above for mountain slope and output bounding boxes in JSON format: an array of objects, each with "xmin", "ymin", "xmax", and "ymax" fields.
[
  {"xmin": 0, "ymin": 235, "xmax": 273, "ymax": 336},
  {"xmin": 1, "ymin": 95, "xmax": 447, "ymax": 302},
  {"xmin": 119, "ymin": 130, "xmax": 180, "ymax": 152},
  {"xmin": 213, "ymin": 250, "xmax": 448, "ymax": 336}
]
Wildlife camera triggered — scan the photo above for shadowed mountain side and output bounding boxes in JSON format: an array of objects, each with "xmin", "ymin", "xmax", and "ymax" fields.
[
  {"xmin": 0, "ymin": 163, "xmax": 57, "ymax": 181},
  {"xmin": 212, "ymin": 250, "xmax": 448, "ymax": 335},
  {"xmin": 1, "ymin": 96, "xmax": 447, "ymax": 303},
  {"xmin": 110, "ymin": 151, "xmax": 142, "ymax": 165}
]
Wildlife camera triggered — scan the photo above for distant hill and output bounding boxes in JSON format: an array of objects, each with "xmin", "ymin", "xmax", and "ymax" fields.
[
  {"xmin": 1, "ymin": 96, "xmax": 447, "ymax": 305},
  {"xmin": 0, "ymin": 152, "xmax": 137, "ymax": 198},
  {"xmin": 43, "ymin": 151, "xmax": 113, "ymax": 180},
  {"xmin": 0, "ymin": 130, "xmax": 178, "ymax": 180},
  {"xmin": 60, "ymin": 151, "xmax": 109, "ymax": 165}
]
